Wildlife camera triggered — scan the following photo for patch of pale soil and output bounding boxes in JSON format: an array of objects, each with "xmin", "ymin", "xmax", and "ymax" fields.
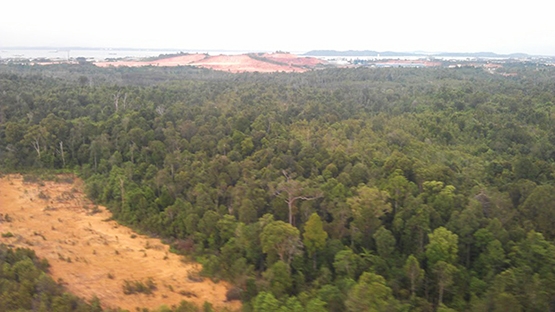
[
  {"xmin": 261, "ymin": 53, "xmax": 326, "ymax": 67},
  {"xmin": 0, "ymin": 175, "xmax": 240, "ymax": 312},
  {"xmin": 193, "ymin": 54, "xmax": 305, "ymax": 73},
  {"xmin": 95, "ymin": 53, "xmax": 208, "ymax": 68},
  {"xmin": 93, "ymin": 52, "xmax": 320, "ymax": 73}
]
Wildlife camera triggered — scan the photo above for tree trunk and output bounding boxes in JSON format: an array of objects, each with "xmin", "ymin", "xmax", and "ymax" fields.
[
  {"xmin": 312, "ymin": 253, "xmax": 317, "ymax": 270},
  {"xmin": 438, "ymin": 283, "xmax": 444, "ymax": 305},
  {"xmin": 59, "ymin": 141, "xmax": 65, "ymax": 167}
]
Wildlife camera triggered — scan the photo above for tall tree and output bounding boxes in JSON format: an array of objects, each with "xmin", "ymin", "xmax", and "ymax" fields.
[
  {"xmin": 260, "ymin": 220, "xmax": 303, "ymax": 269},
  {"xmin": 347, "ymin": 186, "xmax": 392, "ymax": 247},
  {"xmin": 303, "ymin": 213, "xmax": 328, "ymax": 269},
  {"xmin": 345, "ymin": 271, "xmax": 402, "ymax": 312},
  {"xmin": 274, "ymin": 171, "xmax": 322, "ymax": 225},
  {"xmin": 426, "ymin": 227, "xmax": 459, "ymax": 306},
  {"xmin": 404, "ymin": 254, "xmax": 424, "ymax": 297}
]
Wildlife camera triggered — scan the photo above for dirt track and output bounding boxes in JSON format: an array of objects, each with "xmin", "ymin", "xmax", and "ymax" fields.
[{"xmin": 0, "ymin": 175, "xmax": 240, "ymax": 311}]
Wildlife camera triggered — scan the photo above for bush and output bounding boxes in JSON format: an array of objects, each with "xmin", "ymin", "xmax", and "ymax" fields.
[
  {"xmin": 226, "ymin": 287, "xmax": 242, "ymax": 301},
  {"xmin": 122, "ymin": 277, "xmax": 157, "ymax": 295}
]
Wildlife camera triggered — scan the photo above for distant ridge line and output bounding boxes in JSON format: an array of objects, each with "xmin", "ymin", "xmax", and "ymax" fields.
[{"xmin": 303, "ymin": 50, "xmax": 535, "ymax": 58}]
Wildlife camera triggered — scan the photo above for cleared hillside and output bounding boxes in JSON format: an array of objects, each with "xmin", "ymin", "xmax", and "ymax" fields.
[
  {"xmin": 94, "ymin": 52, "xmax": 325, "ymax": 72},
  {"xmin": 0, "ymin": 175, "xmax": 240, "ymax": 312}
]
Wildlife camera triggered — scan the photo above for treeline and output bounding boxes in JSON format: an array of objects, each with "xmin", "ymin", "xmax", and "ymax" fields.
[
  {"xmin": 0, "ymin": 244, "xmax": 102, "ymax": 311},
  {"xmin": 0, "ymin": 244, "xmax": 203, "ymax": 312},
  {"xmin": 2, "ymin": 63, "xmax": 555, "ymax": 311}
]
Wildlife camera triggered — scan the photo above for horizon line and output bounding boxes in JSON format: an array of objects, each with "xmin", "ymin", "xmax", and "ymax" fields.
[{"xmin": 1, "ymin": 46, "xmax": 554, "ymax": 57}]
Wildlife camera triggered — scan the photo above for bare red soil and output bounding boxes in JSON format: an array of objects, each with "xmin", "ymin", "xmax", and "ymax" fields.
[
  {"xmin": 94, "ymin": 53, "xmax": 325, "ymax": 73},
  {"xmin": 192, "ymin": 54, "xmax": 305, "ymax": 73},
  {"xmin": 95, "ymin": 53, "xmax": 209, "ymax": 68},
  {"xmin": 0, "ymin": 175, "xmax": 240, "ymax": 312}
]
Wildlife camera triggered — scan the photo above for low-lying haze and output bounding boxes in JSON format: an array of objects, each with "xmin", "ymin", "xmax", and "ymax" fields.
[{"xmin": 1, "ymin": 0, "xmax": 553, "ymax": 56}]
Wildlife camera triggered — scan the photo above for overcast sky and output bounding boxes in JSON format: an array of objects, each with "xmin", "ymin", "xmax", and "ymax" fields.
[{"xmin": 1, "ymin": 0, "xmax": 553, "ymax": 55}]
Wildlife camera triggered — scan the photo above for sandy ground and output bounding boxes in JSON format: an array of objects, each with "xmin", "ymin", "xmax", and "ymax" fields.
[
  {"xmin": 261, "ymin": 53, "xmax": 325, "ymax": 67},
  {"xmin": 95, "ymin": 53, "xmax": 209, "ymax": 68},
  {"xmin": 94, "ymin": 53, "xmax": 325, "ymax": 73},
  {"xmin": 0, "ymin": 175, "xmax": 240, "ymax": 312},
  {"xmin": 192, "ymin": 54, "xmax": 306, "ymax": 73}
]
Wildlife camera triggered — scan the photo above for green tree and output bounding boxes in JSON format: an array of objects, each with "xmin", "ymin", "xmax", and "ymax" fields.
[
  {"xmin": 262, "ymin": 260, "xmax": 292, "ymax": 298},
  {"xmin": 404, "ymin": 254, "xmax": 424, "ymax": 297},
  {"xmin": 345, "ymin": 271, "xmax": 402, "ymax": 312},
  {"xmin": 261, "ymin": 220, "xmax": 303, "ymax": 268},
  {"xmin": 274, "ymin": 171, "xmax": 322, "ymax": 225},
  {"xmin": 426, "ymin": 227, "xmax": 459, "ymax": 265},
  {"xmin": 253, "ymin": 291, "xmax": 281, "ymax": 312},
  {"xmin": 347, "ymin": 186, "xmax": 392, "ymax": 247},
  {"xmin": 519, "ymin": 185, "xmax": 555, "ymax": 239},
  {"xmin": 426, "ymin": 227, "xmax": 459, "ymax": 305},
  {"xmin": 333, "ymin": 248, "xmax": 362, "ymax": 280},
  {"xmin": 303, "ymin": 213, "xmax": 328, "ymax": 269},
  {"xmin": 306, "ymin": 298, "xmax": 328, "ymax": 312}
]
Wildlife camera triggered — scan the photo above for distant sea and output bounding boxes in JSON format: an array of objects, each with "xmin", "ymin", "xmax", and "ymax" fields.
[
  {"xmin": 2, "ymin": 48, "xmax": 526, "ymax": 63},
  {"xmin": 0, "ymin": 48, "xmax": 278, "ymax": 61}
]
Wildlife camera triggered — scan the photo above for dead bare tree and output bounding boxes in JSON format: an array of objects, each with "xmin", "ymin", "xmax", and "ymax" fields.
[
  {"xmin": 31, "ymin": 136, "xmax": 42, "ymax": 158},
  {"xmin": 58, "ymin": 141, "xmax": 65, "ymax": 167},
  {"xmin": 113, "ymin": 91, "xmax": 120, "ymax": 112},
  {"xmin": 274, "ymin": 170, "xmax": 322, "ymax": 226}
]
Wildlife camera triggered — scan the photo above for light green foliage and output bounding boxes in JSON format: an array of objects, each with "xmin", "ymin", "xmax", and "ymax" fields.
[
  {"xmin": 279, "ymin": 296, "xmax": 304, "ymax": 312},
  {"xmin": 520, "ymin": 185, "xmax": 555, "ymax": 239},
  {"xmin": 333, "ymin": 248, "xmax": 362, "ymax": 279},
  {"xmin": 253, "ymin": 291, "xmax": 281, "ymax": 312},
  {"xmin": 260, "ymin": 220, "xmax": 302, "ymax": 267},
  {"xmin": 262, "ymin": 260, "xmax": 292, "ymax": 298},
  {"xmin": 433, "ymin": 261, "xmax": 458, "ymax": 304},
  {"xmin": 404, "ymin": 254, "xmax": 424, "ymax": 296},
  {"xmin": 426, "ymin": 227, "xmax": 459, "ymax": 265},
  {"xmin": 303, "ymin": 213, "xmax": 328, "ymax": 265},
  {"xmin": 384, "ymin": 169, "xmax": 416, "ymax": 211},
  {"xmin": 373, "ymin": 226, "xmax": 396, "ymax": 261},
  {"xmin": 305, "ymin": 298, "xmax": 327, "ymax": 312},
  {"xmin": 426, "ymin": 227, "xmax": 459, "ymax": 304},
  {"xmin": 421, "ymin": 181, "xmax": 457, "ymax": 222},
  {"xmin": 345, "ymin": 272, "xmax": 402, "ymax": 312},
  {"xmin": 347, "ymin": 186, "xmax": 391, "ymax": 246}
]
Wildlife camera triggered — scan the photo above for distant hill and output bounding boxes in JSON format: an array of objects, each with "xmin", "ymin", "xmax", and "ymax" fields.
[
  {"xmin": 303, "ymin": 50, "xmax": 411, "ymax": 57},
  {"xmin": 437, "ymin": 52, "xmax": 530, "ymax": 58},
  {"xmin": 304, "ymin": 50, "xmax": 532, "ymax": 58}
]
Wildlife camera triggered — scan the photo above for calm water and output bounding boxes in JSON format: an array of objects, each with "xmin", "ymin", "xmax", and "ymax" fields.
[
  {"xmin": 0, "ymin": 48, "xmax": 274, "ymax": 61},
  {"xmin": 2, "ymin": 48, "xmax": 513, "ymax": 63}
]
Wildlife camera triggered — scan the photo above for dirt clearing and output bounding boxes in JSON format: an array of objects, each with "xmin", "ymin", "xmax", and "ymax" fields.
[
  {"xmin": 94, "ymin": 52, "xmax": 326, "ymax": 73},
  {"xmin": 0, "ymin": 175, "xmax": 240, "ymax": 311}
]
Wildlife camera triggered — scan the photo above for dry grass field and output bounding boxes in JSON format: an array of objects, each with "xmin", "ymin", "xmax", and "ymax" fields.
[{"xmin": 0, "ymin": 174, "xmax": 240, "ymax": 311}]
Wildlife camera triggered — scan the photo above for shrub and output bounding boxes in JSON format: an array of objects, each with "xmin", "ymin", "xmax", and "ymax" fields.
[{"xmin": 122, "ymin": 278, "xmax": 157, "ymax": 295}]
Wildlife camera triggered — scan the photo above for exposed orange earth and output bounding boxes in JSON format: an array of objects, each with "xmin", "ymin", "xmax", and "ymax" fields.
[
  {"xmin": 95, "ymin": 52, "xmax": 326, "ymax": 73},
  {"xmin": 0, "ymin": 175, "xmax": 240, "ymax": 312}
]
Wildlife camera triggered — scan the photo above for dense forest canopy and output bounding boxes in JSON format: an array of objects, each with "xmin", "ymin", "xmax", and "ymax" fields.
[{"xmin": 1, "ymin": 63, "xmax": 555, "ymax": 311}]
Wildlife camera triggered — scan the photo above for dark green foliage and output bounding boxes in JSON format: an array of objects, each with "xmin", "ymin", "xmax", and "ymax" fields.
[
  {"xmin": 2, "ymin": 64, "xmax": 555, "ymax": 311},
  {"xmin": 0, "ymin": 244, "xmax": 100, "ymax": 312}
]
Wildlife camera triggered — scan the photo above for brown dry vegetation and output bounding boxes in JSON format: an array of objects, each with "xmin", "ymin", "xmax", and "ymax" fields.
[{"xmin": 0, "ymin": 174, "xmax": 241, "ymax": 312}]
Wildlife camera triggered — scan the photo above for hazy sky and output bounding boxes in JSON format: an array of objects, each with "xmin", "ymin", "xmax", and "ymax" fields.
[{"xmin": 1, "ymin": 0, "xmax": 554, "ymax": 55}]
